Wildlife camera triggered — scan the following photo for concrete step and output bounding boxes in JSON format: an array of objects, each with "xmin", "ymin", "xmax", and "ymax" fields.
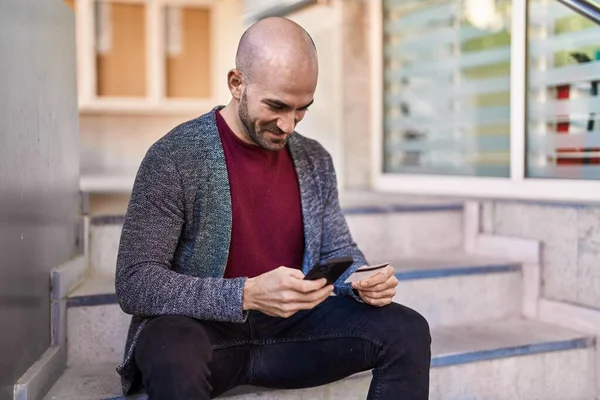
[
  {"xmin": 391, "ymin": 253, "xmax": 521, "ymax": 328},
  {"xmin": 88, "ymin": 192, "xmax": 464, "ymax": 276},
  {"xmin": 44, "ymin": 319, "xmax": 596, "ymax": 400},
  {"xmin": 64, "ymin": 254, "xmax": 521, "ymax": 366},
  {"xmin": 341, "ymin": 193, "xmax": 464, "ymax": 262}
]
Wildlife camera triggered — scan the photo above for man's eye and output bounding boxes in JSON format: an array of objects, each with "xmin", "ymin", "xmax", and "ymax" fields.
[{"xmin": 268, "ymin": 104, "xmax": 283, "ymax": 111}]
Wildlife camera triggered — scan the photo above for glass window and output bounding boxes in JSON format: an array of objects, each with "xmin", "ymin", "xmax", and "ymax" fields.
[
  {"xmin": 95, "ymin": 1, "xmax": 147, "ymax": 97},
  {"xmin": 165, "ymin": 5, "xmax": 212, "ymax": 99},
  {"xmin": 382, "ymin": 0, "xmax": 512, "ymax": 176},
  {"xmin": 527, "ymin": 0, "xmax": 600, "ymax": 179}
]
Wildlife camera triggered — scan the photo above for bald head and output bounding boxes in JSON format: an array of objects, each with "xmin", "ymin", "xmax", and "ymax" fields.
[
  {"xmin": 220, "ymin": 17, "xmax": 318, "ymax": 152},
  {"xmin": 235, "ymin": 17, "xmax": 318, "ymax": 84}
]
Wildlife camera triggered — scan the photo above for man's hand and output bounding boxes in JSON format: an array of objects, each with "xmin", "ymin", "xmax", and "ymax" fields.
[
  {"xmin": 243, "ymin": 267, "xmax": 334, "ymax": 318},
  {"xmin": 352, "ymin": 265, "xmax": 398, "ymax": 307}
]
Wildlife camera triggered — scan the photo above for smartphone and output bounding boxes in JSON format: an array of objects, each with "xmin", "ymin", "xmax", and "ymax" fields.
[{"xmin": 303, "ymin": 256, "xmax": 354, "ymax": 285}]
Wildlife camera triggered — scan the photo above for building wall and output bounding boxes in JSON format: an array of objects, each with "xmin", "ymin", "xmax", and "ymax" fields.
[
  {"xmin": 80, "ymin": 113, "xmax": 195, "ymax": 177},
  {"xmin": 340, "ymin": 0, "xmax": 372, "ymax": 189},
  {"xmin": 0, "ymin": 1, "xmax": 80, "ymax": 398},
  {"xmin": 482, "ymin": 201, "xmax": 600, "ymax": 310},
  {"xmin": 79, "ymin": 0, "xmax": 243, "ymax": 214},
  {"xmin": 285, "ymin": 2, "xmax": 345, "ymax": 186},
  {"xmin": 276, "ymin": 0, "xmax": 373, "ymax": 189},
  {"xmin": 82, "ymin": 0, "xmax": 374, "ymax": 217},
  {"xmin": 80, "ymin": 113, "xmax": 197, "ymax": 215}
]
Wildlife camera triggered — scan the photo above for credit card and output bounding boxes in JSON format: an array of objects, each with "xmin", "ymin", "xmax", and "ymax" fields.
[{"xmin": 344, "ymin": 262, "xmax": 390, "ymax": 283}]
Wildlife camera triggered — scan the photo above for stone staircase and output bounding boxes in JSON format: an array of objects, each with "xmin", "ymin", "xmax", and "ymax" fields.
[{"xmin": 43, "ymin": 192, "xmax": 598, "ymax": 400}]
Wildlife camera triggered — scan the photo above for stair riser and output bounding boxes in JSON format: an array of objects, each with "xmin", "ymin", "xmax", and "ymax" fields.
[
  {"xmin": 224, "ymin": 348, "xmax": 596, "ymax": 400},
  {"xmin": 89, "ymin": 211, "xmax": 463, "ymax": 276},
  {"xmin": 345, "ymin": 211, "xmax": 463, "ymax": 261},
  {"xmin": 67, "ymin": 305, "xmax": 129, "ymax": 367},
  {"xmin": 430, "ymin": 347, "xmax": 596, "ymax": 400},
  {"xmin": 396, "ymin": 271, "xmax": 522, "ymax": 328},
  {"xmin": 53, "ymin": 347, "xmax": 599, "ymax": 400},
  {"xmin": 90, "ymin": 224, "xmax": 122, "ymax": 277},
  {"xmin": 67, "ymin": 271, "xmax": 521, "ymax": 366}
]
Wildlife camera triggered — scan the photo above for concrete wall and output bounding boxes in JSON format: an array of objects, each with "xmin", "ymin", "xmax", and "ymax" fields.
[
  {"xmin": 340, "ymin": 0, "xmax": 372, "ymax": 189},
  {"xmin": 282, "ymin": 0, "xmax": 373, "ymax": 189},
  {"xmin": 482, "ymin": 201, "xmax": 600, "ymax": 310},
  {"xmin": 80, "ymin": 113, "xmax": 197, "ymax": 215},
  {"xmin": 0, "ymin": 1, "xmax": 80, "ymax": 399},
  {"xmin": 285, "ymin": 2, "xmax": 345, "ymax": 186},
  {"xmin": 80, "ymin": 113, "xmax": 194, "ymax": 176}
]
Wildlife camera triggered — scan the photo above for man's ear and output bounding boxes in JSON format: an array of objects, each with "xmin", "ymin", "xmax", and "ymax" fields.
[{"xmin": 227, "ymin": 69, "xmax": 243, "ymax": 100}]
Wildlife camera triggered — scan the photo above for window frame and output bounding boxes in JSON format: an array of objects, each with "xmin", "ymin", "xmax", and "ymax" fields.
[
  {"xmin": 370, "ymin": 0, "xmax": 600, "ymax": 203},
  {"xmin": 75, "ymin": 0, "xmax": 229, "ymax": 115}
]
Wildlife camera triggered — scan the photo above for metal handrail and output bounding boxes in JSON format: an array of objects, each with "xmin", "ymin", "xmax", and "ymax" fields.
[{"xmin": 556, "ymin": 0, "xmax": 600, "ymax": 25}]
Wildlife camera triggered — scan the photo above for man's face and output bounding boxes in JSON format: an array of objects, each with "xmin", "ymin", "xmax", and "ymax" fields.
[{"xmin": 237, "ymin": 64, "xmax": 317, "ymax": 152}]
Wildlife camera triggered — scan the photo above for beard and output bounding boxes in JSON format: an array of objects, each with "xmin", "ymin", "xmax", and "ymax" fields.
[{"xmin": 238, "ymin": 91, "xmax": 289, "ymax": 151}]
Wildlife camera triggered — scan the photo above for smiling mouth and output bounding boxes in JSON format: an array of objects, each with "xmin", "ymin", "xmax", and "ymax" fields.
[
  {"xmin": 265, "ymin": 130, "xmax": 285, "ymax": 136},
  {"xmin": 264, "ymin": 131, "xmax": 288, "ymax": 141}
]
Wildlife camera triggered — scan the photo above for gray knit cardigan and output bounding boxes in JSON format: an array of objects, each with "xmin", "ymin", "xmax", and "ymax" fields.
[{"xmin": 115, "ymin": 107, "xmax": 367, "ymax": 394}]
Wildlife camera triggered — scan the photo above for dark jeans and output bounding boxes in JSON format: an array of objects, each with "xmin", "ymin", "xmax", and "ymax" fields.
[{"xmin": 134, "ymin": 296, "xmax": 431, "ymax": 400}]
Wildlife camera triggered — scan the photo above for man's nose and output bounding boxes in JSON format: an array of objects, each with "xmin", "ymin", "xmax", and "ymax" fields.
[{"xmin": 277, "ymin": 113, "xmax": 296, "ymax": 135}]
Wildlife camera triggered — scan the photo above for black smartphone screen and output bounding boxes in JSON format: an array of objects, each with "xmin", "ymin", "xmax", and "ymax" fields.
[{"xmin": 303, "ymin": 256, "xmax": 354, "ymax": 285}]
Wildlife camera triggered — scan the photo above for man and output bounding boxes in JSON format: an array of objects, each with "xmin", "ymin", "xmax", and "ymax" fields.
[{"xmin": 115, "ymin": 17, "xmax": 431, "ymax": 400}]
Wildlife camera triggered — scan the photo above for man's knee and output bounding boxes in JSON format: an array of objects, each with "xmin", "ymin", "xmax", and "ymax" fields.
[
  {"xmin": 375, "ymin": 303, "xmax": 431, "ymax": 349},
  {"xmin": 136, "ymin": 315, "xmax": 213, "ymax": 374}
]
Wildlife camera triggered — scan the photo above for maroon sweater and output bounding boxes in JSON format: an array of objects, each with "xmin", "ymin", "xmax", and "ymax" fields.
[{"xmin": 216, "ymin": 111, "xmax": 305, "ymax": 278}]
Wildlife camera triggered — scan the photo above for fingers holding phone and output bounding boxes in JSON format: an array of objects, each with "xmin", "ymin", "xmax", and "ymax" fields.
[
  {"xmin": 243, "ymin": 266, "xmax": 333, "ymax": 318},
  {"xmin": 304, "ymin": 256, "xmax": 354, "ymax": 284}
]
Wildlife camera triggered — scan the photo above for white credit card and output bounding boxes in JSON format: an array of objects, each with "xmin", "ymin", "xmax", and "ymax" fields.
[{"xmin": 344, "ymin": 262, "xmax": 390, "ymax": 283}]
